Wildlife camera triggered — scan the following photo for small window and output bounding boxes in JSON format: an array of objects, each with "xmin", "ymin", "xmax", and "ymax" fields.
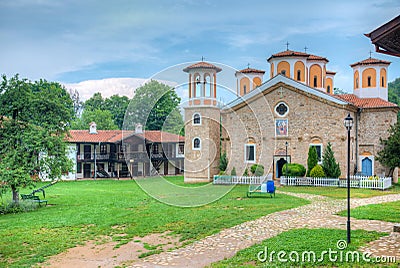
[
  {"xmin": 245, "ymin": 144, "xmax": 256, "ymax": 163},
  {"xmin": 281, "ymin": 70, "xmax": 286, "ymax": 76},
  {"xmin": 100, "ymin": 144, "xmax": 107, "ymax": 155},
  {"xmin": 367, "ymin": 76, "xmax": 371, "ymax": 87},
  {"xmin": 381, "ymin": 76, "xmax": 385, "ymax": 87},
  {"xmin": 313, "ymin": 76, "xmax": 317, "ymax": 87},
  {"xmin": 193, "ymin": 138, "xmax": 201, "ymax": 150},
  {"xmin": 310, "ymin": 144, "xmax": 323, "ymax": 163},
  {"xmin": 356, "ymin": 78, "xmax": 359, "ymax": 88},
  {"xmin": 243, "ymin": 85, "xmax": 247, "ymax": 94},
  {"xmin": 178, "ymin": 144, "xmax": 184, "ymax": 154},
  {"xmin": 327, "ymin": 85, "xmax": 331, "ymax": 93},
  {"xmin": 108, "ymin": 162, "xmax": 114, "ymax": 172},
  {"xmin": 275, "ymin": 102, "xmax": 289, "ymax": 117},
  {"xmin": 297, "ymin": 70, "xmax": 301, "ymax": 81},
  {"xmin": 152, "ymin": 144, "xmax": 159, "ymax": 154},
  {"xmin": 193, "ymin": 113, "xmax": 201, "ymax": 125}
]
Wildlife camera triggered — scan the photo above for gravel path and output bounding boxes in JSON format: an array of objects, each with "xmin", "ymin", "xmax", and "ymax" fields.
[{"xmin": 131, "ymin": 192, "xmax": 400, "ymax": 268}]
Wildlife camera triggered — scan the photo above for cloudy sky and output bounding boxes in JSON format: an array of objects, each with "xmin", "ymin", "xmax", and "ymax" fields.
[{"xmin": 1, "ymin": 0, "xmax": 399, "ymax": 99}]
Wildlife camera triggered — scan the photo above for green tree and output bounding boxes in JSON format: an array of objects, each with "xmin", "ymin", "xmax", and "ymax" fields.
[
  {"xmin": 0, "ymin": 75, "xmax": 74, "ymax": 202},
  {"xmin": 84, "ymin": 92, "xmax": 105, "ymax": 110},
  {"xmin": 321, "ymin": 142, "xmax": 341, "ymax": 178},
  {"xmin": 307, "ymin": 146, "xmax": 318, "ymax": 177},
  {"xmin": 103, "ymin": 95, "xmax": 130, "ymax": 129},
  {"xmin": 388, "ymin": 78, "xmax": 400, "ymax": 120},
  {"xmin": 376, "ymin": 121, "xmax": 400, "ymax": 177},
  {"xmin": 219, "ymin": 151, "xmax": 228, "ymax": 172},
  {"xmin": 71, "ymin": 108, "xmax": 118, "ymax": 130},
  {"xmin": 125, "ymin": 80, "xmax": 184, "ymax": 134}
]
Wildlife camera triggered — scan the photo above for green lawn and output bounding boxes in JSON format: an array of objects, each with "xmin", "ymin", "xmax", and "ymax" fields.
[
  {"xmin": 338, "ymin": 200, "xmax": 400, "ymax": 223},
  {"xmin": 279, "ymin": 182, "xmax": 400, "ymax": 199},
  {"xmin": 210, "ymin": 228, "xmax": 398, "ymax": 267},
  {"xmin": 0, "ymin": 177, "xmax": 309, "ymax": 267}
]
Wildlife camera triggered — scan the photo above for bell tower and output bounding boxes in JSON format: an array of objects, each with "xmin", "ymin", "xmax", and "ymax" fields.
[
  {"xmin": 350, "ymin": 57, "xmax": 390, "ymax": 100},
  {"xmin": 183, "ymin": 61, "xmax": 222, "ymax": 183}
]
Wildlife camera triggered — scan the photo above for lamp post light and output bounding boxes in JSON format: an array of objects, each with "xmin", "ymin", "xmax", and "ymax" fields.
[
  {"xmin": 285, "ymin": 141, "xmax": 289, "ymax": 177},
  {"xmin": 344, "ymin": 113, "xmax": 354, "ymax": 243}
]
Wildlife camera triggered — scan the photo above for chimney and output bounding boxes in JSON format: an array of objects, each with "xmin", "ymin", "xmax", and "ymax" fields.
[
  {"xmin": 89, "ymin": 122, "xmax": 97, "ymax": 134},
  {"xmin": 135, "ymin": 123, "xmax": 143, "ymax": 134}
]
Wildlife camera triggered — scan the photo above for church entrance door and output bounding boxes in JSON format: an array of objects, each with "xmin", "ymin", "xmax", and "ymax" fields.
[
  {"xmin": 362, "ymin": 157, "xmax": 372, "ymax": 176},
  {"xmin": 276, "ymin": 158, "xmax": 287, "ymax": 178}
]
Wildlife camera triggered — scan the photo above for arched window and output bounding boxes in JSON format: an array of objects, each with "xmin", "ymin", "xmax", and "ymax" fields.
[
  {"xmin": 327, "ymin": 85, "xmax": 331, "ymax": 93},
  {"xmin": 193, "ymin": 113, "xmax": 201, "ymax": 125},
  {"xmin": 381, "ymin": 76, "xmax": 385, "ymax": 87},
  {"xmin": 243, "ymin": 85, "xmax": 247, "ymax": 94},
  {"xmin": 193, "ymin": 137, "xmax": 201, "ymax": 150},
  {"xmin": 313, "ymin": 76, "xmax": 317, "ymax": 87},
  {"xmin": 297, "ymin": 70, "xmax": 301, "ymax": 81},
  {"xmin": 367, "ymin": 76, "xmax": 372, "ymax": 87}
]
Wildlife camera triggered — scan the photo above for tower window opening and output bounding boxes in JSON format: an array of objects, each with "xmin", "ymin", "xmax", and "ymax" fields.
[
  {"xmin": 327, "ymin": 85, "xmax": 331, "ymax": 93},
  {"xmin": 281, "ymin": 70, "xmax": 286, "ymax": 76},
  {"xmin": 193, "ymin": 113, "xmax": 201, "ymax": 125},
  {"xmin": 297, "ymin": 70, "xmax": 301, "ymax": 81},
  {"xmin": 243, "ymin": 85, "xmax": 247, "ymax": 94},
  {"xmin": 381, "ymin": 76, "xmax": 385, "ymax": 87},
  {"xmin": 193, "ymin": 138, "xmax": 201, "ymax": 150},
  {"xmin": 356, "ymin": 78, "xmax": 359, "ymax": 88},
  {"xmin": 313, "ymin": 76, "xmax": 317, "ymax": 87},
  {"xmin": 367, "ymin": 76, "xmax": 371, "ymax": 87}
]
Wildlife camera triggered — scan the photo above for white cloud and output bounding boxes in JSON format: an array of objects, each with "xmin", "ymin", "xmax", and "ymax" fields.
[{"xmin": 63, "ymin": 78, "xmax": 177, "ymax": 101}]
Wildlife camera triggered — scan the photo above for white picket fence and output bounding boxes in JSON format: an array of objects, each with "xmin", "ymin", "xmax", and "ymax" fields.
[
  {"xmin": 213, "ymin": 175, "xmax": 267, "ymax": 185},
  {"xmin": 281, "ymin": 175, "xmax": 392, "ymax": 190}
]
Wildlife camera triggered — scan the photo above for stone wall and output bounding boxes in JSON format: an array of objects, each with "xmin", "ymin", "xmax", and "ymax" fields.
[{"xmin": 184, "ymin": 106, "xmax": 221, "ymax": 182}]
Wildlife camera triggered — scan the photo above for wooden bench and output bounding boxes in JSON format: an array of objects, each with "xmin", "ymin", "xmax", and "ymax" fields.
[{"xmin": 21, "ymin": 194, "xmax": 48, "ymax": 206}]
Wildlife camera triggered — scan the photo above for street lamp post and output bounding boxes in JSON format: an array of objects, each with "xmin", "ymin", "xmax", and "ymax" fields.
[
  {"xmin": 344, "ymin": 113, "xmax": 354, "ymax": 243},
  {"xmin": 285, "ymin": 141, "xmax": 289, "ymax": 177}
]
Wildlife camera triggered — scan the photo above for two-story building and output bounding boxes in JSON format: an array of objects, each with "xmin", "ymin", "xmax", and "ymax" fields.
[{"xmin": 63, "ymin": 122, "xmax": 184, "ymax": 180}]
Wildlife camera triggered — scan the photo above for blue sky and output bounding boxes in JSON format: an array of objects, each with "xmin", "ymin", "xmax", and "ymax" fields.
[{"xmin": 1, "ymin": 0, "xmax": 400, "ymax": 95}]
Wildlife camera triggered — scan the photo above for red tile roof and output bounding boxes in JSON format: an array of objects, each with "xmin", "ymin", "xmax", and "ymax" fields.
[
  {"xmin": 236, "ymin": 67, "xmax": 265, "ymax": 74},
  {"xmin": 267, "ymin": 50, "xmax": 328, "ymax": 62},
  {"xmin": 67, "ymin": 130, "xmax": 123, "ymax": 143},
  {"xmin": 183, "ymin": 62, "xmax": 222, "ymax": 73},
  {"xmin": 336, "ymin": 94, "xmax": 398, "ymax": 108},
  {"xmin": 135, "ymin": 130, "xmax": 185, "ymax": 143},
  {"xmin": 350, "ymin": 57, "xmax": 391, "ymax": 67},
  {"xmin": 67, "ymin": 130, "xmax": 184, "ymax": 143}
]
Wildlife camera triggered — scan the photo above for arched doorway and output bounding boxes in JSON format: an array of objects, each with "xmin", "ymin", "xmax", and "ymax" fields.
[
  {"xmin": 276, "ymin": 158, "xmax": 287, "ymax": 178},
  {"xmin": 362, "ymin": 157, "xmax": 372, "ymax": 176}
]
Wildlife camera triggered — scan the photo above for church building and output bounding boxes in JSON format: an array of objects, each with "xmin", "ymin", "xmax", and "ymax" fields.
[{"xmin": 183, "ymin": 49, "xmax": 399, "ymax": 183}]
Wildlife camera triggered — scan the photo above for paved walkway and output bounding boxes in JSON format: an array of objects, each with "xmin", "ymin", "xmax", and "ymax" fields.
[{"xmin": 131, "ymin": 192, "xmax": 400, "ymax": 267}]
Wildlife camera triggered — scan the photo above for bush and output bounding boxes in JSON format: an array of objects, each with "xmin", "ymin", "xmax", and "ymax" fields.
[
  {"xmin": 0, "ymin": 200, "xmax": 38, "ymax": 214},
  {"xmin": 282, "ymin": 163, "xmax": 306, "ymax": 177},
  {"xmin": 307, "ymin": 146, "xmax": 318, "ymax": 176},
  {"xmin": 250, "ymin": 164, "xmax": 264, "ymax": 176},
  {"xmin": 231, "ymin": 167, "xmax": 237, "ymax": 176},
  {"xmin": 310, "ymin": 165, "xmax": 326, "ymax": 178},
  {"xmin": 242, "ymin": 168, "xmax": 249, "ymax": 176}
]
